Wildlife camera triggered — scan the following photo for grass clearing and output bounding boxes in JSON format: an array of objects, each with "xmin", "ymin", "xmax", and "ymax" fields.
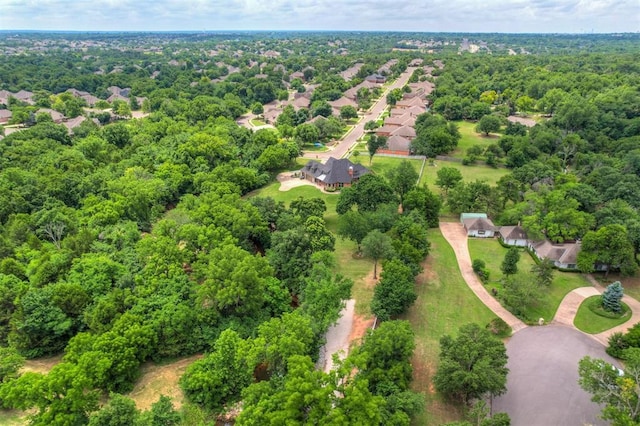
[
  {"xmin": 468, "ymin": 238, "xmax": 590, "ymax": 323},
  {"xmin": 0, "ymin": 410, "xmax": 27, "ymax": 425},
  {"xmin": 350, "ymin": 155, "xmax": 423, "ymax": 179},
  {"xmin": 402, "ymin": 229, "xmax": 497, "ymax": 425},
  {"xmin": 249, "ymin": 118, "xmax": 266, "ymax": 126},
  {"xmin": 452, "ymin": 120, "xmax": 501, "ymax": 159},
  {"xmin": 420, "ymin": 160, "xmax": 509, "ymax": 189},
  {"xmin": 128, "ymin": 354, "xmax": 203, "ymax": 410},
  {"xmin": 574, "ymin": 296, "xmax": 632, "ymax": 334}
]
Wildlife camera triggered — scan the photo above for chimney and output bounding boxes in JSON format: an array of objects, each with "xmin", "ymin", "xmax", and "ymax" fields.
[{"xmin": 348, "ymin": 166, "xmax": 353, "ymax": 177}]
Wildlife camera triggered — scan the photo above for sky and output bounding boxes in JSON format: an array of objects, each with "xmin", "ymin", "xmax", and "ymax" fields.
[{"xmin": 0, "ymin": 0, "xmax": 637, "ymax": 33}]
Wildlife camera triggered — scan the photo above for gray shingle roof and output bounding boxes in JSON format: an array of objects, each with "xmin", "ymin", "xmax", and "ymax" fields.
[{"xmin": 302, "ymin": 157, "xmax": 369, "ymax": 185}]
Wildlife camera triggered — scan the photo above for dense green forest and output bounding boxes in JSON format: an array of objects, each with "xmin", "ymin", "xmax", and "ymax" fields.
[{"xmin": 0, "ymin": 31, "xmax": 639, "ymax": 425}]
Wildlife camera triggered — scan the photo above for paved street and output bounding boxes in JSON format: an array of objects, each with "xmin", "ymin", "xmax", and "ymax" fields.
[
  {"xmin": 303, "ymin": 66, "xmax": 418, "ymax": 161},
  {"xmin": 493, "ymin": 326, "xmax": 617, "ymax": 426}
]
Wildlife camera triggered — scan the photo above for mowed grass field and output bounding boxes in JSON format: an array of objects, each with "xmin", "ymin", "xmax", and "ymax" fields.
[
  {"xmin": 451, "ymin": 120, "xmax": 502, "ymax": 159},
  {"xmin": 350, "ymin": 154, "xmax": 424, "ymax": 179},
  {"xmin": 468, "ymin": 238, "xmax": 590, "ymax": 323},
  {"xmin": 419, "ymin": 160, "xmax": 509, "ymax": 190},
  {"xmin": 403, "ymin": 229, "xmax": 497, "ymax": 425}
]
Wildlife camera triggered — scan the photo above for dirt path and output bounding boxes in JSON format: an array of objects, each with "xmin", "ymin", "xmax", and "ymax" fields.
[
  {"xmin": 21, "ymin": 354, "xmax": 62, "ymax": 375},
  {"xmin": 439, "ymin": 222, "xmax": 527, "ymax": 333}
]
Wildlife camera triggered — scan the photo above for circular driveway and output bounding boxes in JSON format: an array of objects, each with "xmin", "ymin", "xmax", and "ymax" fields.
[{"xmin": 493, "ymin": 326, "xmax": 619, "ymax": 426}]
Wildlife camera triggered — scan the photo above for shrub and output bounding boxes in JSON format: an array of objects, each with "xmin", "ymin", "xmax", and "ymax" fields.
[
  {"xmin": 472, "ymin": 259, "xmax": 490, "ymax": 283},
  {"xmin": 472, "ymin": 259, "xmax": 486, "ymax": 273},
  {"xmin": 607, "ymin": 332, "xmax": 628, "ymax": 358},
  {"xmin": 486, "ymin": 318, "xmax": 511, "ymax": 338}
]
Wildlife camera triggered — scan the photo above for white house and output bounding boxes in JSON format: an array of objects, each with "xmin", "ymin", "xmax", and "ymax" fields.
[
  {"xmin": 461, "ymin": 213, "xmax": 497, "ymax": 238},
  {"xmin": 498, "ymin": 225, "xmax": 528, "ymax": 247}
]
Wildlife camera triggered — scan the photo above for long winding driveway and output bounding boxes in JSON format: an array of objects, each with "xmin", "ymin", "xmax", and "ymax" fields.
[{"xmin": 439, "ymin": 222, "xmax": 527, "ymax": 333}]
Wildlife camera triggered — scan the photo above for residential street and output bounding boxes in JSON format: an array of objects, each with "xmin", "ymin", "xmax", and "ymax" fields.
[{"xmin": 303, "ymin": 66, "xmax": 418, "ymax": 161}]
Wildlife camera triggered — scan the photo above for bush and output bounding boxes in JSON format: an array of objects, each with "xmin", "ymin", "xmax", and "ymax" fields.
[
  {"xmin": 607, "ymin": 332, "xmax": 628, "ymax": 358},
  {"xmin": 472, "ymin": 259, "xmax": 486, "ymax": 273},
  {"xmin": 472, "ymin": 259, "xmax": 490, "ymax": 283},
  {"xmin": 588, "ymin": 297, "xmax": 629, "ymax": 319},
  {"xmin": 607, "ymin": 323, "xmax": 640, "ymax": 358},
  {"xmin": 486, "ymin": 318, "xmax": 511, "ymax": 338}
]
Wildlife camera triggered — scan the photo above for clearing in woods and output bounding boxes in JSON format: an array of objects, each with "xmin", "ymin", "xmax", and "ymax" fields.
[{"xmin": 128, "ymin": 354, "xmax": 203, "ymax": 410}]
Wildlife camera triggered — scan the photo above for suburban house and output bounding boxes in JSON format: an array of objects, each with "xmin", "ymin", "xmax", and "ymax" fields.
[
  {"xmin": 390, "ymin": 125, "xmax": 416, "ymax": 139},
  {"xmin": 461, "ymin": 213, "xmax": 497, "ymax": 238},
  {"xmin": 528, "ymin": 240, "xmax": 581, "ymax": 270},
  {"xmin": 328, "ymin": 96, "xmax": 358, "ymax": 116},
  {"xmin": 498, "ymin": 225, "xmax": 529, "ymax": 247},
  {"xmin": 365, "ymin": 74, "xmax": 387, "ymax": 84},
  {"xmin": 384, "ymin": 113, "xmax": 416, "ymax": 128},
  {"xmin": 301, "ymin": 157, "xmax": 369, "ymax": 190},
  {"xmin": 0, "ymin": 109, "xmax": 12, "ymax": 124},
  {"xmin": 377, "ymin": 135, "xmax": 412, "ymax": 156},
  {"xmin": 37, "ymin": 108, "xmax": 66, "ymax": 123},
  {"xmin": 396, "ymin": 97, "xmax": 425, "ymax": 109}
]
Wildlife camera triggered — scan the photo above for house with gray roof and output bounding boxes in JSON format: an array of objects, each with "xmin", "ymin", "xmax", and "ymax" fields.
[
  {"xmin": 301, "ymin": 157, "xmax": 370, "ymax": 190},
  {"xmin": 528, "ymin": 240, "xmax": 581, "ymax": 270},
  {"xmin": 461, "ymin": 213, "xmax": 497, "ymax": 238},
  {"xmin": 498, "ymin": 225, "xmax": 528, "ymax": 247}
]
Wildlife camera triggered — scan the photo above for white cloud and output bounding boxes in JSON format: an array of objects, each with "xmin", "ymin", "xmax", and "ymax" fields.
[{"xmin": 0, "ymin": 0, "xmax": 637, "ymax": 32}]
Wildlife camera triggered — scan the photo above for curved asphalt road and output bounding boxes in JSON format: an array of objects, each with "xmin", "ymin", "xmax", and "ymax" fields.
[{"xmin": 493, "ymin": 325, "xmax": 619, "ymax": 426}]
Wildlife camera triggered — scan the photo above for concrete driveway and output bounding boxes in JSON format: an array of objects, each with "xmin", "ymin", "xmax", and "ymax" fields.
[{"xmin": 493, "ymin": 326, "xmax": 619, "ymax": 426}]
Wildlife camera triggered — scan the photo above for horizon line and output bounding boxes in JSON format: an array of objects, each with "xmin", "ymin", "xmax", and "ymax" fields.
[{"xmin": 1, "ymin": 29, "xmax": 638, "ymax": 36}]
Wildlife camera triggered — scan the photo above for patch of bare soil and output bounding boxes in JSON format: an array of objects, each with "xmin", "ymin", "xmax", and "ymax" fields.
[
  {"xmin": 348, "ymin": 314, "xmax": 375, "ymax": 349},
  {"xmin": 128, "ymin": 354, "xmax": 203, "ymax": 411},
  {"xmin": 363, "ymin": 268, "xmax": 379, "ymax": 289},
  {"xmin": 21, "ymin": 354, "xmax": 63, "ymax": 375}
]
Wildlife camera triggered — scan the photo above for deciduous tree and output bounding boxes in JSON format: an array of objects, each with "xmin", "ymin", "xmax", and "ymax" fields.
[
  {"xmin": 387, "ymin": 160, "xmax": 419, "ymax": 207},
  {"xmin": 436, "ymin": 167, "xmax": 463, "ymax": 196},
  {"xmin": 371, "ymin": 259, "xmax": 417, "ymax": 321},
  {"xmin": 434, "ymin": 323, "xmax": 508, "ymax": 403},
  {"xmin": 362, "ymin": 229, "xmax": 394, "ymax": 279}
]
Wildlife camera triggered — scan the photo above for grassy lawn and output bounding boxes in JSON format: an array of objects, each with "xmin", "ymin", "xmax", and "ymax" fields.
[
  {"xmin": 574, "ymin": 296, "xmax": 632, "ymax": 334},
  {"xmin": 468, "ymin": 238, "xmax": 590, "ymax": 323},
  {"xmin": 249, "ymin": 118, "xmax": 266, "ymax": 126},
  {"xmin": 419, "ymin": 160, "xmax": 509, "ymax": 190},
  {"xmin": 451, "ymin": 120, "xmax": 502, "ymax": 160},
  {"xmin": 402, "ymin": 229, "xmax": 497, "ymax": 425},
  {"xmin": 591, "ymin": 272, "xmax": 640, "ymax": 303},
  {"xmin": 301, "ymin": 143, "xmax": 329, "ymax": 152},
  {"xmin": 0, "ymin": 410, "xmax": 27, "ymax": 425},
  {"xmin": 351, "ymin": 155, "xmax": 423, "ymax": 179}
]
